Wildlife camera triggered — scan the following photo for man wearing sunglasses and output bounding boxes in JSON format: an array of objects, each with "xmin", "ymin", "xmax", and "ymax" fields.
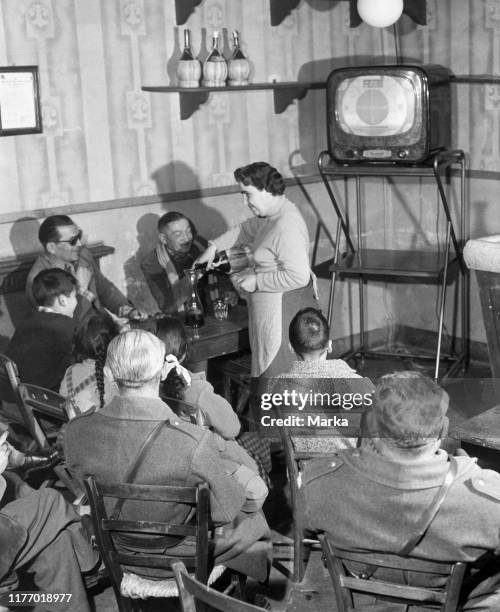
[{"xmin": 26, "ymin": 215, "xmax": 145, "ymax": 323}]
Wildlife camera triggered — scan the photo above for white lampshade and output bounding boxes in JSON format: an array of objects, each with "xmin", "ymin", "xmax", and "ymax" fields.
[{"xmin": 357, "ymin": 0, "xmax": 404, "ymax": 28}]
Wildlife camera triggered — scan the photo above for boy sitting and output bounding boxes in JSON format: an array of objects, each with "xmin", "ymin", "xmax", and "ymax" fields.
[{"xmin": 7, "ymin": 268, "xmax": 78, "ymax": 391}]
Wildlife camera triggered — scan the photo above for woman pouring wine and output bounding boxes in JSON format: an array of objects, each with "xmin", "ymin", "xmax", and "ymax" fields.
[{"xmin": 195, "ymin": 162, "xmax": 318, "ymax": 377}]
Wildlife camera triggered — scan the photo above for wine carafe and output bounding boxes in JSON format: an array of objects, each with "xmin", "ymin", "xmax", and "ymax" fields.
[
  {"xmin": 202, "ymin": 31, "xmax": 227, "ymax": 87},
  {"xmin": 227, "ymin": 30, "xmax": 250, "ymax": 86},
  {"xmin": 176, "ymin": 29, "xmax": 201, "ymax": 88},
  {"xmin": 184, "ymin": 269, "xmax": 205, "ymax": 328}
]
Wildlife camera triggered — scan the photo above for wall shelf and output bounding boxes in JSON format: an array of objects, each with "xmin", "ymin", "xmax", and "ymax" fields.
[{"xmin": 142, "ymin": 81, "xmax": 325, "ymax": 119}]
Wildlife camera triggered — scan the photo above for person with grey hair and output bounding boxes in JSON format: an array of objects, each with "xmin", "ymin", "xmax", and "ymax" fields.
[
  {"xmin": 301, "ymin": 371, "xmax": 500, "ymax": 610},
  {"xmin": 63, "ymin": 329, "xmax": 271, "ymax": 583}
]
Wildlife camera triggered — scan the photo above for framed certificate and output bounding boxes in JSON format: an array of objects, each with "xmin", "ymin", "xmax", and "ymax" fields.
[{"xmin": 0, "ymin": 66, "xmax": 42, "ymax": 136}]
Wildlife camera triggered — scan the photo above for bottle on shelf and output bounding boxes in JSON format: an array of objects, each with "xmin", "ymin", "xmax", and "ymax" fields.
[
  {"xmin": 227, "ymin": 30, "xmax": 250, "ymax": 86},
  {"xmin": 176, "ymin": 29, "xmax": 201, "ymax": 88},
  {"xmin": 202, "ymin": 30, "xmax": 227, "ymax": 87},
  {"xmin": 184, "ymin": 268, "xmax": 205, "ymax": 328}
]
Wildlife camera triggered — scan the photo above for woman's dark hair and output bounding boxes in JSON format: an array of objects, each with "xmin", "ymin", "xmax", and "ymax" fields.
[
  {"xmin": 289, "ymin": 307, "xmax": 330, "ymax": 357},
  {"xmin": 154, "ymin": 316, "xmax": 190, "ymax": 399},
  {"xmin": 234, "ymin": 162, "xmax": 285, "ymax": 196},
  {"xmin": 74, "ymin": 314, "xmax": 119, "ymax": 408}
]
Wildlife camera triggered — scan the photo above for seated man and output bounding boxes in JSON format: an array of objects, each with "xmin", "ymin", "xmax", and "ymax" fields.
[
  {"xmin": 140, "ymin": 211, "xmax": 236, "ymax": 314},
  {"xmin": 7, "ymin": 268, "xmax": 77, "ymax": 390},
  {"xmin": 26, "ymin": 215, "xmax": 145, "ymax": 323},
  {"xmin": 0, "ymin": 431, "xmax": 98, "ymax": 612},
  {"xmin": 279, "ymin": 307, "xmax": 362, "ymax": 378},
  {"xmin": 64, "ymin": 329, "xmax": 271, "ymax": 582},
  {"xmin": 301, "ymin": 371, "xmax": 500, "ymax": 610}
]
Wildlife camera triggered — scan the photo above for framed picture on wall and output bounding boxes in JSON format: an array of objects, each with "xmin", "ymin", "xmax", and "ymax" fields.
[{"xmin": 0, "ymin": 65, "xmax": 42, "ymax": 136}]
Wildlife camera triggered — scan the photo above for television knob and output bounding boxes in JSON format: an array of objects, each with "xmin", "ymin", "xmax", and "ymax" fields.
[{"xmin": 398, "ymin": 150, "xmax": 408, "ymax": 159}]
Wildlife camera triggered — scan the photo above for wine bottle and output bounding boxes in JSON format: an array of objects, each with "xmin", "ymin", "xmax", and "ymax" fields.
[
  {"xmin": 227, "ymin": 30, "xmax": 250, "ymax": 86},
  {"xmin": 202, "ymin": 31, "xmax": 227, "ymax": 87},
  {"xmin": 176, "ymin": 29, "xmax": 201, "ymax": 88},
  {"xmin": 190, "ymin": 251, "xmax": 231, "ymax": 274},
  {"xmin": 184, "ymin": 269, "xmax": 205, "ymax": 328},
  {"xmin": 190, "ymin": 247, "xmax": 252, "ymax": 275}
]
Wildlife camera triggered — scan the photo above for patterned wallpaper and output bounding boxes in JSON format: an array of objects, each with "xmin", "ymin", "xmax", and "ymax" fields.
[{"xmin": 2, "ymin": 0, "xmax": 498, "ymax": 217}]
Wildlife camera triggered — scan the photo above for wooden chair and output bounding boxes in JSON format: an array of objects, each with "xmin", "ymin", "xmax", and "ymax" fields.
[
  {"xmin": 272, "ymin": 377, "xmax": 373, "ymax": 583},
  {"xmin": 0, "ymin": 353, "xmax": 40, "ymax": 448},
  {"xmin": 84, "ymin": 477, "xmax": 213, "ymax": 612},
  {"xmin": 218, "ymin": 351, "xmax": 252, "ymax": 419},
  {"xmin": 272, "ymin": 413, "xmax": 324, "ymax": 584},
  {"xmin": 173, "ymin": 560, "xmax": 267, "ymax": 612},
  {"xmin": 319, "ymin": 534, "xmax": 468, "ymax": 611},
  {"xmin": 17, "ymin": 382, "xmax": 82, "ymax": 498}
]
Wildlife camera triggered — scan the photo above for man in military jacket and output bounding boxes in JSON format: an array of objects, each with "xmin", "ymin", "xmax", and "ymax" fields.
[
  {"xmin": 64, "ymin": 329, "xmax": 270, "ymax": 582},
  {"xmin": 301, "ymin": 371, "xmax": 500, "ymax": 610}
]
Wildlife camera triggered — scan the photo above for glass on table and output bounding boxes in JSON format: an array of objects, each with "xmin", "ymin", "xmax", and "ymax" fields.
[{"xmin": 213, "ymin": 298, "xmax": 229, "ymax": 320}]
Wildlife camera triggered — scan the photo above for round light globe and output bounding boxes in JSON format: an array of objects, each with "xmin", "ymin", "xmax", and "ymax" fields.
[{"xmin": 357, "ymin": 0, "xmax": 404, "ymax": 28}]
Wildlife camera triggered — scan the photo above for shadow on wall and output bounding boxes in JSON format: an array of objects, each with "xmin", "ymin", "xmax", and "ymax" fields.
[
  {"xmin": 124, "ymin": 161, "xmax": 230, "ymax": 313},
  {"xmin": 1, "ymin": 218, "xmax": 41, "ymax": 344},
  {"xmin": 123, "ymin": 213, "xmax": 161, "ymax": 315},
  {"xmin": 151, "ymin": 160, "xmax": 229, "ymax": 236}
]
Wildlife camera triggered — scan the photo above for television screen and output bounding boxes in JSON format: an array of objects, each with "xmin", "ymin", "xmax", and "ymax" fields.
[
  {"xmin": 327, "ymin": 65, "xmax": 451, "ymax": 163},
  {"xmin": 336, "ymin": 75, "xmax": 418, "ymax": 138}
]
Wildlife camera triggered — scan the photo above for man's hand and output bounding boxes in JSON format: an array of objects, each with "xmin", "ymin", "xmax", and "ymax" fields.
[
  {"xmin": 118, "ymin": 305, "xmax": 148, "ymax": 321},
  {"xmin": 194, "ymin": 242, "xmax": 217, "ymax": 269},
  {"xmin": 75, "ymin": 265, "xmax": 93, "ymax": 293}
]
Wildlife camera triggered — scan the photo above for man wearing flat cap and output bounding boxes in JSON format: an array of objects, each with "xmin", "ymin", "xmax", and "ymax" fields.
[{"xmin": 301, "ymin": 371, "xmax": 500, "ymax": 610}]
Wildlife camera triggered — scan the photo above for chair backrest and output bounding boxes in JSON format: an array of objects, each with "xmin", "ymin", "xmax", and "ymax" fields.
[
  {"xmin": 0, "ymin": 353, "xmax": 22, "ymax": 405},
  {"xmin": 84, "ymin": 477, "xmax": 212, "ymax": 611},
  {"xmin": 319, "ymin": 534, "xmax": 468, "ymax": 612},
  {"xmin": 173, "ymin": 561, "xmax": 266, "ymax": 612},
  {"xmin": 277, "ymin": 403, "xmax": 343, "ymax": 583},
  {"xmin": 17, "ymin": 382, "xmax": 76, "ymax": 449}
]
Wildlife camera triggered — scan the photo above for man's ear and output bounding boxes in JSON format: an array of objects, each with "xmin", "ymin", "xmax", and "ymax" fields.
[
  {"xmin": 158, "ymin": 233, "xmax": 167, "ymax": 246},
  {"xmin": 438, "ymin": 416, "xmax": 449, "ymax": 441},
  {"xmin": 288, "ymin": 341, "xmax": 295, "ymax": 355},
  {"xmin": 45, "ymin": 241, "xmax": 57, "ymax": 256},
  {"xmin": 56, "ymin": 294, "xmax": 68, "ymax": 309}
]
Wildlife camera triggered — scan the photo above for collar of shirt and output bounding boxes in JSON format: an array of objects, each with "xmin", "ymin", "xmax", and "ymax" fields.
[
  {"xmin": 342, "ymin": 445, "xmax": 452, "ymax": 490},
  {"xmin": 38, "ymin": 305, "xmax": 58, "ymax": 314},
  {"xmin": 99, "ymin": 395, "xmax": 178, "ymax": 421}
]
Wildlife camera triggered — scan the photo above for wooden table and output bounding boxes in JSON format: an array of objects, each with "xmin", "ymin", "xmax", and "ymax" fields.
[
  {"xmin": 184, "ymin": 305, "xmax": 249, "ymax": 363},
  {"xmin": 451, "ymin": 404, "xmax": 500, "ymax": 469}
]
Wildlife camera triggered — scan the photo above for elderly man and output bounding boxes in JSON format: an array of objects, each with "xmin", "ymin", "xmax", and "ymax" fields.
[
  {"xmin": 140, "ymin": 211, "xmax": 235, "ymax": 314},
  {"xmin": 26, "ymin": 215, "xmax": 145, "ymax": 323},
  {"xmin": 301, "ymin": 371, "xmax": 500, "ymax": 610},
  {"xmin": 64, "ymin": 329, "xmax": 270, "ymax": 582}
]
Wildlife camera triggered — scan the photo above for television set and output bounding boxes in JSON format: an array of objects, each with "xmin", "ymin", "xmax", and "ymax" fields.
[{"xmin": 326, "ymin": 64, "xmax": 452, "ymax": 164}]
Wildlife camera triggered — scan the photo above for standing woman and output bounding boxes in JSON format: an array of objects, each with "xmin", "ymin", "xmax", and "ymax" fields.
[{"xmin": 196, "ymin": 162, "xmax": 318, "ymax": 377}]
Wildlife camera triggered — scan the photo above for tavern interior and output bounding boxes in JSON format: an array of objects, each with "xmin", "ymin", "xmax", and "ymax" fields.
[{"xmin": 1, "ymin": 0, "xmax": 500, "ymax": 611}]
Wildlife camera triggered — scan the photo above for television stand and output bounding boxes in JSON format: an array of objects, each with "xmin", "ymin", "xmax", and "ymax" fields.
[{"xmin": 316, "ymin": 149, "xmax": 468, "ymax": 381}]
